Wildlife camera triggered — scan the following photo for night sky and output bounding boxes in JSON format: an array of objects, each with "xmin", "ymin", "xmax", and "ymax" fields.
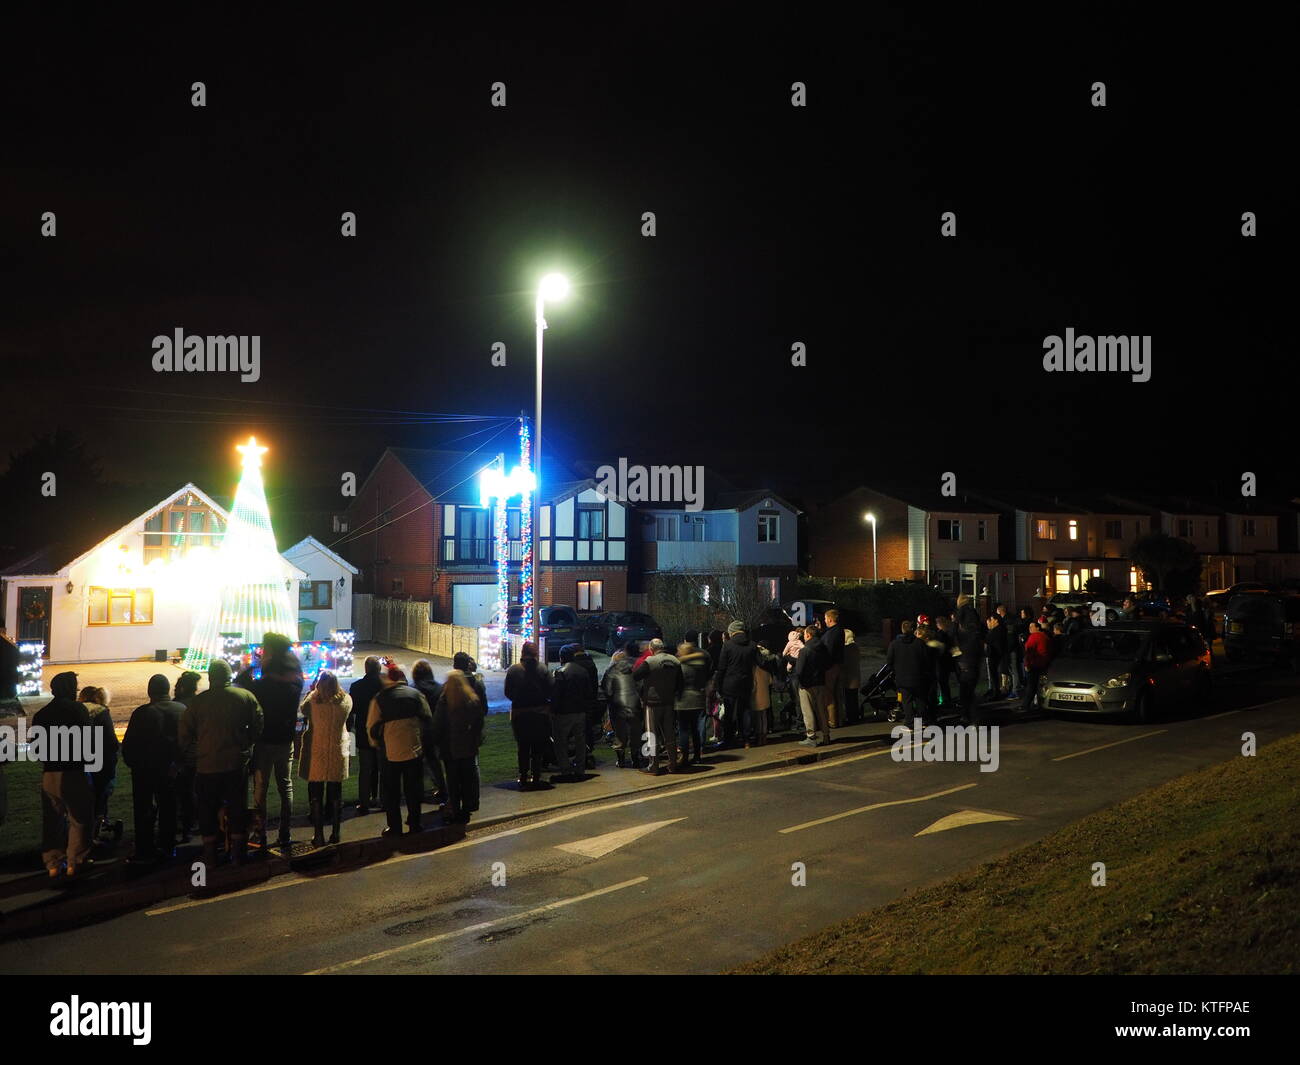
[{"xmin": 1, "ymin": 11, "xmax": 1292, "ymax": 556}]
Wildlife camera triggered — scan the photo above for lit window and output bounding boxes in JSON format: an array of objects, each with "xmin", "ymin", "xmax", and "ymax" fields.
[
  {"xmin": 88, "ymin": 587, "xmax": 153, "ymax": 626},
  {"xmin": 1037, "ymin": 520, "xmax": 1058, "ymax": 541},
  {"xmin": 1055, "ymin": 569, "xmax": 1071, "ymax": 593},
  {"xmin": 1129, "ymin": 566, "xmax": 1140, "ymax": 593},
  {"xmin": 577, "ymin": 580, "xmax": 603, "ymax": 611},
  {"xmin": 1067, "ymin": 519, "xmax": 1079, "ymax": 541}
]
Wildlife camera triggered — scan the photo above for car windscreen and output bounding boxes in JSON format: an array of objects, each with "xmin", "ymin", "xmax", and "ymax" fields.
[
  {"xmin": 1061, "ymin": 630, "xmax": 1147, "ymax": 659},
  {"xmin": 617, "ymin": 613, "xmax": 653, "ymax": 625},
  {"xmin": 1229, "ymin": 598, "xmax": 1281, "ymax": 621},
  {"xmin": 545, "ymin": 608, "xmax": 577, "ymax": 624}
]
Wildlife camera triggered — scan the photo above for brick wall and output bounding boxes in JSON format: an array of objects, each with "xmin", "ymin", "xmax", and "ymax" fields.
[
  {"xmin": 807, "ymin": 487, "xmax": 917, "ymax": 581},
  {"xmin": 342, "ymin": 451, "xmax": 438, "ymax": 599}
]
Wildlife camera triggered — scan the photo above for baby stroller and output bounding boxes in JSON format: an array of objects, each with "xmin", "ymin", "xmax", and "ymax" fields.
[{"xmin": 858, "ymin": 661, "xmax": 896, "ymax": 721}]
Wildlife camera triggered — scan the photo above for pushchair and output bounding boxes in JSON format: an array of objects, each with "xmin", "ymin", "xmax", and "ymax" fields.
[{"xmin": 858, "ymin": 661, "xmax": 897, "ymax": 720}]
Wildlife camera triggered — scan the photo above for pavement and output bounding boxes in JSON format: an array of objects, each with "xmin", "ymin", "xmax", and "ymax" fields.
[{"xmin": 4, "ymin": 657, "xmax": 1298, "ymax": 970}]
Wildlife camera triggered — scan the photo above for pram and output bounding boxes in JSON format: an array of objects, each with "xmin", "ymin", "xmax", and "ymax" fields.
[{"xmin": 858, "ymin": 661, "xmax": 897, "ymax": 720}]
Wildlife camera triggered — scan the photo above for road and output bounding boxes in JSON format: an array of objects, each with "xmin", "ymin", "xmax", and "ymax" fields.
[{"xmin": 2, "ymin": 666, "xmax": 1296, "ymax": 974}]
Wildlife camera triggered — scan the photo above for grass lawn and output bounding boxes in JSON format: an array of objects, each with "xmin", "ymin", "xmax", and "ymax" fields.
[
  {"xmin": 1, "ymin": 713, "xmax": 613, "ymax": 864},
  {"xmin": 733, "ymin": 732, "xmax": 1300, "ymax": 975}
]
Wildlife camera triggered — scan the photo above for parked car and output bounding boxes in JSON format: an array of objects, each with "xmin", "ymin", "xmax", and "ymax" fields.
[
  {"xmin": 754, "ymin": 606, "xmax": 796, "ymax": 653},
  {"xmin": 538, "ymin": 605, "xmax": 581, "ymax": 660},
  {"xmin": 1047, "ymin": 591, "xmax": 1121, "ymax": 623},
  {"xmin": 1039, "ymin": 620, "xmax": 1211, "ymax": 723},
  {"xmin": 582, "ymin": 611, "xmax": 662, "ymax": 654},
  {"xmin": 1223, "ymin": 593, "xmax": 1300, "ymax": 668}
]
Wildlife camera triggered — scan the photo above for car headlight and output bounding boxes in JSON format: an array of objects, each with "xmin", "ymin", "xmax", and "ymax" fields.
[{"xmin": 1105, "ymin": 673, "xmax": 1131, "ymax": 688}]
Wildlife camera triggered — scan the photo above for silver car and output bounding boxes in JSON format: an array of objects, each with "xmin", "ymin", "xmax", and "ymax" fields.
[{"xmin": 1039, "ymin": 621, "xmax": 1211, "ymax": 723}]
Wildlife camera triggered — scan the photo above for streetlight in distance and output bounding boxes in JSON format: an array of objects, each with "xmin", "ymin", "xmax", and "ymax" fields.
[
  {"xmin": 533, "ymin": 272, "xmax": 570, "ymax": 643},
  {"xmin": 863, "ymin": 512, "xmax": 877, "ymax": 584}
]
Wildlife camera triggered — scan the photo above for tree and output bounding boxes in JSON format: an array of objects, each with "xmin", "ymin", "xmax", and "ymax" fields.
[
  {"xmin": 1085, "ymin": 575, "xmax": 1120, "ymax": 602},
  {"xmin": 1130, "ymin": 532, "xmax": 1196, "ymax": 592}
]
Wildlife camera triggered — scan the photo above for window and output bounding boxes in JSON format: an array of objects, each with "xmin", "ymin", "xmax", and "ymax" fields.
[
  {"xmin": 977, "ymin": 520, "xmax": 988, "ymax": 542},
  {"xmin": 1055, "ymin": 568, "xmax": 1071, "ymax": 593},
  {"xmin": 758, "ymin": 510, "xmax": 780, "ymax": 543},
  {"xmin": 88, "ymin": 587, "xmax": 153, "ymax": 625},
  {"xmin": 577, "ymin": 580, "xmax": 604, "ymax": 611},
  {"xmin": 936, "ymin": 571, "xmax": 955, "ymax": 592},
  {"xmin": 1242, "ymin": 518, "xmax": 1256, "ymax": 537},
  {"xmin": 455, "ymin": 506, "xmax": 491, "ymax": 563},
  {"xmin": 1067, "ymin": 519, "xmax": 1079, "ymax": 541},
  {"xmin": 654, "ymin": 515, "xmax": 678, "ymax": 541},
  {"xmin": 577, "ymin": 506, "xmax": 605, "ymax": 540},
  {"xmin": 1176, "ymin": 518, "xmax": 1193, "ymax": 538},
  {"xmin": 760, "ymin": 577, "xmax": 779, "ymax": 604},
  {"xmin": 937, "ymin": 519, "xmax": 962, "ymax": 542},
  {"xmin": 1105, "ymin": 519, "xmax": 1123, "ymax": 539},
  {"xmin": 300, "ymin": 581, "xmax": 333, "ymax": 610},
  {"xmin": 142, "ymin": 495, "xmax": 225, "ymax": 563},
  {"xmin": 391, "ymin": 578, "xmax": 404, "ymax": 594},
  {"xmin": 1036, "ymin": 519, "xmax": 1058, "ymax": 540},
  {"xmin": 1129, "ymin": 566, "xmax": 1140, "ymax": 592},
  {"xmin": 507, "ymin": 508, "xmax": 521, "ymax": 541}
]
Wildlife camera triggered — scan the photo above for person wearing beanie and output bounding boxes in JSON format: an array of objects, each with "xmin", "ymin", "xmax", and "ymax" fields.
[
  {"xmin": 121, "ymin": 673, "xmax": 187, "ymax": 863},
  {"xmin": 366, "ymin": 663, "xmax": 433, "ymax": 836},
  {"xmin": 179, "ymin": 659, "xmax": 264, "ymax": 867},
  {"xmin": 33, "ymin": 671, "xmax": 94, "ymax": 877},
  {"xmin": 711, "ymin": 619, "xmax": 758, "ymax": 748},
  {"xmin": 505, "ymin": 641, "xmax": 553, "ymax": 787}
]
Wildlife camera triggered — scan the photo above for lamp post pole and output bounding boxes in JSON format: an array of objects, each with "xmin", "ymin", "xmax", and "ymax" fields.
[{"xmin": 533, "ymin": 293, "xmax": 546, "ymax": 645}]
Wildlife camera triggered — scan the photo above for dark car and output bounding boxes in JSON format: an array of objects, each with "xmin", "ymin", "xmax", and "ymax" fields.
[
  {"xmin": 538, "ymin": 605, "xmax": 581, "ymax": 660},
  {"xmin": 1048, "ymin": 591, "xmax": 1121, "ymax": 623},
  {"xmin": 1039, "ymin": 620, "xmax": 1211, "ymax": 723},
  {"xmin": 583, "ymin": 611, "xmax": 662, "ymax": 655},
  {"xmin": 1223, "ymin": 593, "xmax": 1300, "ymax": 668}
]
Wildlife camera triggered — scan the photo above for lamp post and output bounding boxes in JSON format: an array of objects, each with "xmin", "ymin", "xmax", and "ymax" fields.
[
  {"xmin": 533, "ymin": 273, "xmax": 570, "ymax": 642},
  {"xmin": 864, "ymin": 512, "xmax": 877, "ymax": 584}
]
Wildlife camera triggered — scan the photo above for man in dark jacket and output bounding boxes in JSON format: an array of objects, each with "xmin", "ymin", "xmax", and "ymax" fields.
[
  {"xmin": 122, "ymin": 674, "xmax": 186, "ymax": 863},
  {"xmin": 568, "ymin": 644, "xmax": 603, "ymax": 770},
  {"xmin": 346, "ymin": 656, "xmax": 384, "ymax": 813},
  {"xmin": 712, "ymin": 620, "xmax": 758, "ymax": 749},
  {"xmin": 505, "ymin": 642, "xmax": 553, "ymax": 787},
  {"xmin": 180, "ymin": 659, "xmax": 263, "ymax": 866},
  {"xmin": 412, "ymin": 660, "xmax": 447, "ymax": 803},
  {"xmin": 237, "ymin": 631, "xmax": 303, "ymax": 848},
  {"xmin": 821, "ymin": 608, "xmax": 846, "ymax": 728},
  {"xmin": 795, "ymin": 626, "xmax": 831, "ymax": 746},
  {"xmin": 887, "ymin": 620, "xmax": 936, "ymax": 726},
  {"xmin": 953, "ymin": 595, "xmax": 985, "ymax": 722},
  {"xmin": 551, "ymin": 644, "xmax": 596, "ymax": 780},
  {"xmin": 601, "ymin": 642, "xmax": 643, "ymax": 769},
  {"xmin": 1064, "ymin": 606, "xmax": 1093, "ymax": 637},
  {"xmin": 633, "ymin": 639, "xmax": 683, "ymax": 774},
  {"xmin": 983, "ymin": 614, "xmax": 1009, "ymax": 702},
  {"xmin": 674, "ymin": 641, "xmax": 710, "ymax": 767},
  {"xmin": 33, "ymin": 672, "xmax": 94, "ymax": 877}
]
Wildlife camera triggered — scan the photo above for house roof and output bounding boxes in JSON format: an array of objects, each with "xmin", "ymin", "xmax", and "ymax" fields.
[{"xmin": 284, "ymin": 535, "xmax": 360, "ymax": 574}]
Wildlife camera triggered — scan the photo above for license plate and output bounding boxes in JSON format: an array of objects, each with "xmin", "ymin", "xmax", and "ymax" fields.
[
  {"xmin": 1228, "ymin": 622, "xmax": 1243, "ymax": 634},
  {"xmin": 1057, "ymin": 692, "xmax": 1092, "ymax": 702}
]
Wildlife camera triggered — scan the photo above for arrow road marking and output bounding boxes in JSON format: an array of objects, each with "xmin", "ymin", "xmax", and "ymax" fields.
[
  {"xmin": 778, "ymin": 782, "xmax": 978, "ymax": 834},
  {"xmin": 914, "ymin": 809, "xmax": 1019, "ymax": 837},
  {"xmin": 555, "ymin": 818, "xmax": 685, "ymax": 858}
]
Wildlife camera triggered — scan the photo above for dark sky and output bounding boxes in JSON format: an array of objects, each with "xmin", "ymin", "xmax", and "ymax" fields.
[{"xmin": 1, "ymin": 10, "xmax": 1292, "ymax": 550}]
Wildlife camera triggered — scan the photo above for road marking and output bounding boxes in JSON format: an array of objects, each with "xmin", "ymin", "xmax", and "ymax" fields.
[
  {"xmin": 555, "ymin": 818, "xmax": 684, "ymax": 858},
  {"xmin": 1203, "ymin": 710, "xmax": 1240, "ymax": 720},
  {"xmin": 915, "ymin": 809, "xmax": 1018, "ymax": 837},
  {"xmin": 778, "ymin": 782, "xmax": 978, "ymax": 834},
  {"xmin": 303, "ymin": 876, "xmax": 649, "ymax": 974},
  {"xmin": 147, "ymin": 871, "xmax": 344, "ymax": 915},
  {"xmin": 1051, "ymin": 729, "xmax": 1166, "ymax": 762}
]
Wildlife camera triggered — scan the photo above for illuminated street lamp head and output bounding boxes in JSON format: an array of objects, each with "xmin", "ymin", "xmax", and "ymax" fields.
[
  {"xmin": 539, "ymin": 273, "xmax": 570, "ymax": 302},
  {"xmin": 237, "ymin": 436, "xmax": 269, "ymax": 469},
  {"xmin": 864, "ymin": 511, "xmax": 876, "ymax": 524}
]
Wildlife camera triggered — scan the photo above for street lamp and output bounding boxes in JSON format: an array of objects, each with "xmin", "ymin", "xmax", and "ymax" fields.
[
  {"xmin": 533, "ymin": 272, "xmax": 570, "ymax": 643},
  {"xmin": 863, "ymin": 512, "xmax": 877, "ymax": 584}
]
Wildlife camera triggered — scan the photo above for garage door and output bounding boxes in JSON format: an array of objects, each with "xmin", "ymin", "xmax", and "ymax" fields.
[{"xmin": 452, "ymin": 584, "xmax": 497, "ymax": 627}]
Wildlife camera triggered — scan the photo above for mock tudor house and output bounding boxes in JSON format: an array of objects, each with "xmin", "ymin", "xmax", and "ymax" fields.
[
  {"xmin": 0, "ymin": 484, "xmax": 306, "ymax": 664},
  {"xmin": 342, "ymin": 447, "xmax": 629, "ymax": 627}
]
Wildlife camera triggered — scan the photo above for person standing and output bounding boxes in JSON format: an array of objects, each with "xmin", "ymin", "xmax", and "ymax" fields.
[
  {"xmin": 35, "ymin": 672, "xmax": 94, "ymax": 878},
  {"xmin": 346, "ymin": 656, "xmax": 384, "ymax": 814},
  {"xmin": 121, "ymin": 674, "xmax": 185, "ymax": 863},
  {"xmin": 781, "ymin": 628, "xmax": 805, "ymax": 733},
  {"xmin": 750, "ymin": 644, "xmax": 781, "ymax": 747},
  {"xmin": 633, "ymin": 639, "xmax": 683, "ymax": 774},
  {"xmin": 0, "ymin": 629, "xmax": 20, "ymax": 834},
  {"xmin": 954, "ymin": 594, "xmax": 985, "ymax": 724},
  {"xmin": 172, "ymin": 671, "xmax": 201, "ymax": 842},
  {"xmin": 505, "ymin": 642, "xmax": 553, "ymax": 787},
  {"xmin": 78, "ymin": 686, "xmax": 118, "ymax": 842},
  {"xmin": 411, "ymin": 660, "xmax": 447, "ymax": 805},
  {"xmin": 795, "ymin": 625, "xmax": 832, "ymax": 747},
  {"xmin": 841, "ymin": 629, "xmax": 861, "ymax": 725},
  {"xmin": 236, "ymin": 632, "xmax": 303, "ymax": 848},
  {"xmin": 887, "ymin": 620, "xmax": 935, "ymax": 727},
  {"xmin": 1021, "ymin": 621, "xmax": 1052, "ymax": 714},
  {"xmin": 821, "ymin": 609, "xmax": 846, "ymax": 729},
  {"xmin": 1008, "ymin": 608, "xmax": 1030, "ymax": 697},
  {"xmin": 432, "ymin": 671, "xmax": 486, "ymax": 824},
  {"xmin": 674, "ymin": 641, "xmax": 710, "ymax": 767},
  {"xmin": 550, "ymin": 644, "xmax": 595, "ymax": 780},
  {"xmin": 712, "ymin": 620, "xmax": 758, "ymax": 749},
  {"xmin": 298, "ymin": 670, "xmax": 351, "ymax": 847},
  {"xmin": 983, "ymin": 614, "xmax": 1009, "ymax": 702},
  {"xmin": 600, "ymin": 641, "xmax": 643, "ymax": 769},
  {"xmin": 367, "ymin": 664, "xmax": 432, "ymax": 837},
  {"xmin": 932, "ymin": 617, "xmax": 956, "ymax": 710},
  {"xmin": 179, "ymin": 659, "xmax": 264, "ymax": 867}
]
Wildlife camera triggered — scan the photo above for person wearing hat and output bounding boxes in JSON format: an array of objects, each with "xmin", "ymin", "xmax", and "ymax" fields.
[
  {"xmin": 179, "ymin": 659, "xmax": 264, "ymax": 867},
  {"xmin": 712, "ymin": 619, "xmax": 758, "ymax": 748},
  {"xmin": 33, "ymin": 671, "xmax": 95, "ymax": 877},
  {"xmin": 121, "ymin": 674, "xmax": 186, "ymax": 863},
  {"xmin": 633, "ymin": 638, "xmax": 684, "ymax": 773},
  {"xmin": 550, "ymin": 643, "xmax": 595, "ymax": 780}
]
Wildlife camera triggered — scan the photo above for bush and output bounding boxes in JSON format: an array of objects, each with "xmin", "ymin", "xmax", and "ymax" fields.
[{"xmin": 794, "ymin": 577, "xmax": 953, "ymax": 635}]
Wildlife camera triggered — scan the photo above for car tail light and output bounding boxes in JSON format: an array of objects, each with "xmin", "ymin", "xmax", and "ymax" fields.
[
  {"xmin": 616, "ymin": 625, "xmax": 627, "ymax": 633},
  {"xmin": 539, "ymin": 625, "xmax": 550, "ymax": 634}
]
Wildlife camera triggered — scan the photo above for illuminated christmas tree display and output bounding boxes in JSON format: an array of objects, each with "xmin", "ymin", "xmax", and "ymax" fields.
[{"xmin": 183, "ymin": 436, "xmax": 298, "ymax": 671}]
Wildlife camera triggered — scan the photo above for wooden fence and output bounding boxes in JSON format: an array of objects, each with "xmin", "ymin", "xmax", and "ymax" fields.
[{"xmin": 351, "ymin": 594, "xmax": 480, "ymax": 662}]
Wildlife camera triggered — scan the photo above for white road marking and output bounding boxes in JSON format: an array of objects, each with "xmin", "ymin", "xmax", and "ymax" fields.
[
  {"xmin": 778, "ymin": 782, "xmax": 978, "ymax": 834},
  {"xmin": 1051, "ymin": 729, "xmax": 1166, "ymax": 762},
  {"xmin": 147, "ymin": 872, "xmax": 344, "ymax": 915},
  {"xmin": 555, "ymin": 818, "xmax": 685, "ymax": 858},
  {"xmin": 914, "ymin": 809, "xmax": 1018, "ymax": 837},
  {"xmin": 303, "ymin": 876, "xmax": 649, "ymax": 974}
]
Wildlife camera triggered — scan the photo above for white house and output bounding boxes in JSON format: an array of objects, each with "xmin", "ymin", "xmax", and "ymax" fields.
[
  {"xmin": 0, "ymin": 484, "xmax": 306, "ymax": 664},
  {"xmin": 283, "ymin": 536, "xmax": 358, "ymax": 638}
]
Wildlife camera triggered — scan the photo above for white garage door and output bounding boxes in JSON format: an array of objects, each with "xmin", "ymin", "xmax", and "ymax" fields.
[{"xmin": 452, "ymin": 584, "xmax": 497, "ymax": 627}]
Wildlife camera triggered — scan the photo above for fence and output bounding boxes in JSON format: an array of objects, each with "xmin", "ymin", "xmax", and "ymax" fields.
[{"xmin": 351, "ymin": 594, "xmax": 480, "ymax": 662}]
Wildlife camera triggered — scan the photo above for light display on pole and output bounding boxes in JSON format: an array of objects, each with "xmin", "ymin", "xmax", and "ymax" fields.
[
  {"xmin": 183, "ymin": 436, "xmax": 299, "ymax": 671},
  {"xmin": 518, "ymin": 417, "xmax": 535, "ymax": 644},
  {"xmin": 331, "ymin": 628, "xmax": 355, "ymax": 677},
  {"xmin": 18, "ymin": 643, "xmax": 44, "ymax": 696},
  {"xmin": 479, "ymin": 432, "xmax": 536, "ymax": 662}
]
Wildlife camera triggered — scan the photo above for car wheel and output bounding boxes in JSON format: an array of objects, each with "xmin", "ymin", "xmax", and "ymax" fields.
[{"xmin": 1132, "ymin": 688, "xmax": 1155, "ymax": 725}]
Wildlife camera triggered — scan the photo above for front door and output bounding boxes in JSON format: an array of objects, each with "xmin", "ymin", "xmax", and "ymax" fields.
[{"xmin": 18, "ymin": 586, "xmax": 53, "ymax": 657}]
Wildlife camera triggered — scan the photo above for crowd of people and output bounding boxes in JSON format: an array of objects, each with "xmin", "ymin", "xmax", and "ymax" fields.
[{"xmin": 881, "ymin": 592, "xmax": 1220, "ymax": 728}]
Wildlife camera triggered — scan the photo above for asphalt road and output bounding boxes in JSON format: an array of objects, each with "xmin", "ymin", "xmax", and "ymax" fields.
[{"xmin": 3, "ymin": 666, "xmax": 1296, "ymax": 975}]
